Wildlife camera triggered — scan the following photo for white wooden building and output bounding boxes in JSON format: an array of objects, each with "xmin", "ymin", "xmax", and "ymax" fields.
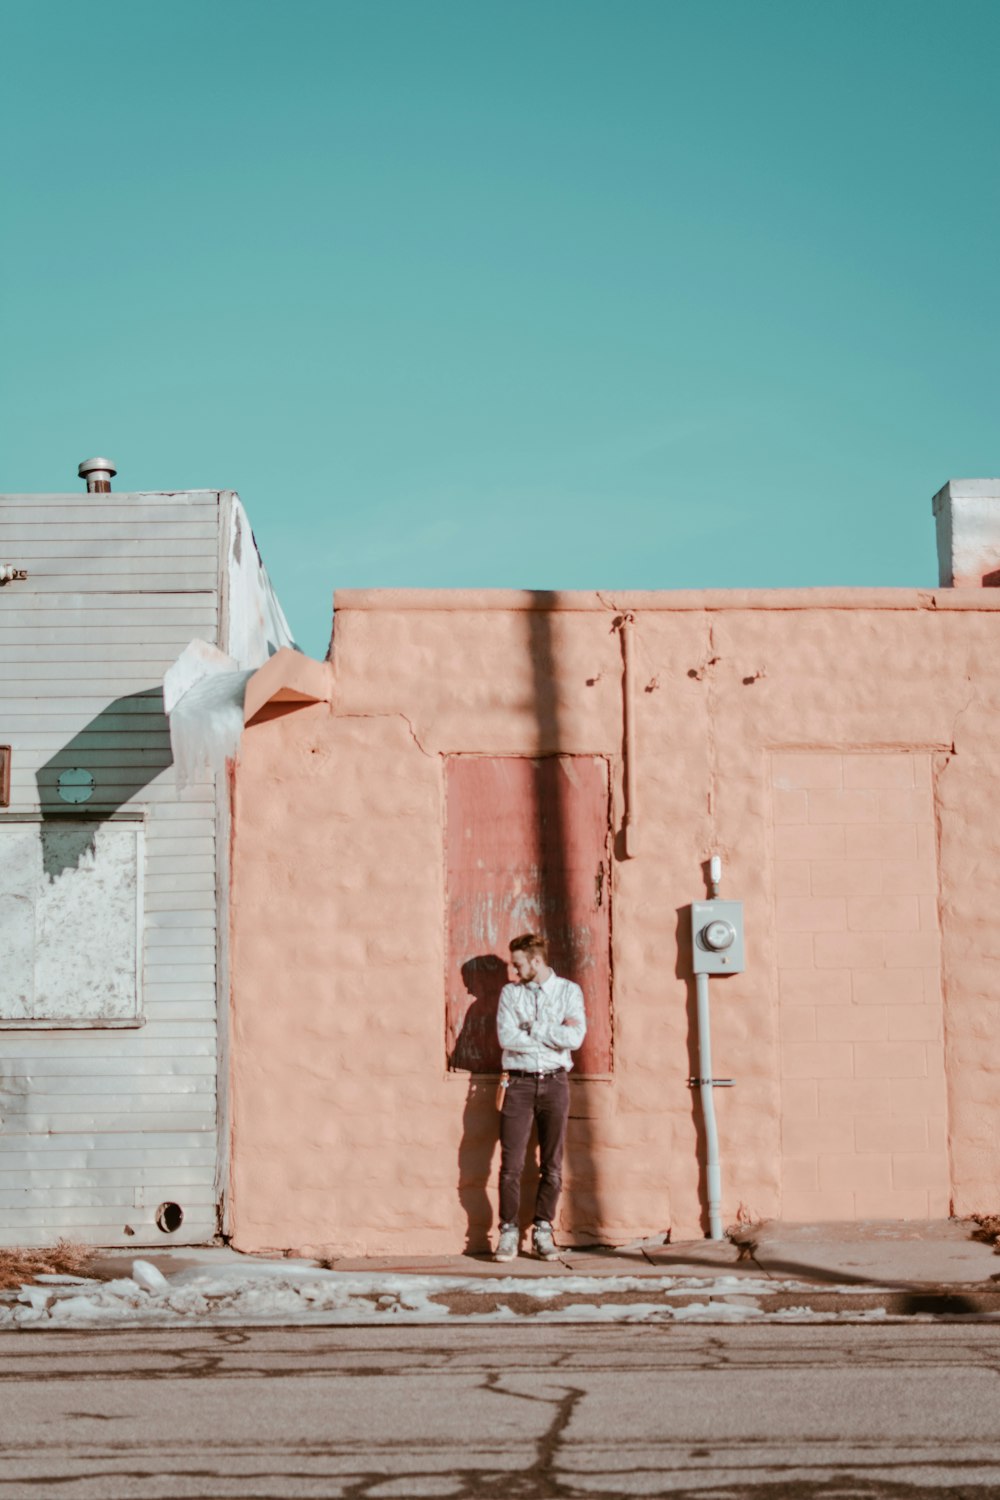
[{"xmin": 0, "ymin": 476, "xmax": 293, "ymax": 1246}]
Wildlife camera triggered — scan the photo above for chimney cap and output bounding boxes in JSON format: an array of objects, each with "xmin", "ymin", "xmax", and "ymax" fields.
[{"xmin": 78, "ymin": 457, "xmax": 117, "ymax": 480}]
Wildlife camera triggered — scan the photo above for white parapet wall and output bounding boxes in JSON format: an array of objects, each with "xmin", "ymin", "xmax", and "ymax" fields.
[{"xmin": 933, "ymin": 478, "xmax": 1000, "ymax": 587}]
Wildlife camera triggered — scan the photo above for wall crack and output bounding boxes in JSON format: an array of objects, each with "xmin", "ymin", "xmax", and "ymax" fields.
[
  {"xmin": 335, "ymin": 712, "xmax": 435, "ymax": 757},
  {"xmin": 948, "ymin": 687, "xmax": 977, "ymax": 756}
]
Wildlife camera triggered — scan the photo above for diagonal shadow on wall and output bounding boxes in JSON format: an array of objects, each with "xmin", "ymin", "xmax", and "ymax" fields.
[
  {"xmin": 525, "ymin": 594, "xmax": 606, "ymax": 1245},
  {"xmin": 35, "ymin": 687, "xmax": 170, "ymax": 879},
  {"xmin": 453, "ymin": 596, "xmax": 612, "ymax": 1251}
]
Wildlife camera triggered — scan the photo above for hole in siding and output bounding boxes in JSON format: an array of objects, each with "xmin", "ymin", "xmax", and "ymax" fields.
[{"xmin": 156, "ymin": 1202, "xmax": 184, "ymax": 1234}]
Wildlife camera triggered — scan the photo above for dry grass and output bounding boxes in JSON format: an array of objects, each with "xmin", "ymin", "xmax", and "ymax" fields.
[
  {"xmin": 0, "ymin": 1240, "xmax": 95, "ymax": 1291},
  {"xmin": 969, "ymin": 1214, "xmax": 1000, "ymax": 1250}
]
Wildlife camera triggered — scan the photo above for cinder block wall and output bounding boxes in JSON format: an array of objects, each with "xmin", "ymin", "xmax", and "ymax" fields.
[{"xmin": 229, "ymin": 588, "xmax": 1000, "ymax": 1254}]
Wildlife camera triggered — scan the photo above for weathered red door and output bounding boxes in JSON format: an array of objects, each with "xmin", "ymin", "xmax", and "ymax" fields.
[{"xmin": 445, "ymin": 755, "xmax": 612, "ymax": 1075}]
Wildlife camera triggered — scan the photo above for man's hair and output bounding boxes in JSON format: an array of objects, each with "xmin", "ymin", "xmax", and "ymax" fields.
[{"xmin": 509, "ymin": 932, "xmax": 548, "ymax": 962}]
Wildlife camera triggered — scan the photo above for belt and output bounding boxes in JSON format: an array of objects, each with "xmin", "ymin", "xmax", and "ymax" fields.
[{"xmin": 506, "ymin": 1068, "xmax": 567, "ymax": 1078}]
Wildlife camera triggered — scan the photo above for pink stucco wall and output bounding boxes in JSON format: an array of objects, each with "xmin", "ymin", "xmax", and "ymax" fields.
[{"xmin": 229, "ymin": 587, "xmax": 1000, "ymax": 1254}]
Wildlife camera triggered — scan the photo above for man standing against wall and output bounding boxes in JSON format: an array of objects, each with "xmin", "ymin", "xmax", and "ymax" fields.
[{"xmin": 494, "ymin": 933, "xmax": 587, "ymax": 1261}]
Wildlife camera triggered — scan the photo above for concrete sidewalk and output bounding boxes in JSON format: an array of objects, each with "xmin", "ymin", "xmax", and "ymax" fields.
[
  {"xmin": 316, "ymin": 1218, "xmax": 1000, "ymax": 1287},
  {"xmin": 6, "ymin": 1219, "xmax": 1000, "ymax": 1327},
  {"xmin": 73, "ymin": 1217, "xmax": 1000, "ymax": 1322}
]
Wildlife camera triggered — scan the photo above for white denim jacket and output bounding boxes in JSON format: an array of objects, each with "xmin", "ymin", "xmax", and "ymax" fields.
[{"xmin": 496, "ymin": 971, "xmax": 587, "ymax": 1072}]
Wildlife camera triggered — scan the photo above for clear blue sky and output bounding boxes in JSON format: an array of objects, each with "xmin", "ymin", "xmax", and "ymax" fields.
[{"xmin": 3, "ymin": 0, "xmax": 997, "ymax": 657}]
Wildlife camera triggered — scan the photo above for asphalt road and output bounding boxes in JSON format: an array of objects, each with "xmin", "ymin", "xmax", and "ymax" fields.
[{"xmin": 2, "ymin": 1323, "xmax": 1000, "ymax": 1499}]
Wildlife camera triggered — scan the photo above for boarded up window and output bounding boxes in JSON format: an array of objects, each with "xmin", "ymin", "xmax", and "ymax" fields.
[
  {"xmin": 0, "ymin": 821, "xmax": 142, "ymax": 1027},
  {"xmin": 446, "ymin": 756, "xmax": 612, "ymax": 1075}
]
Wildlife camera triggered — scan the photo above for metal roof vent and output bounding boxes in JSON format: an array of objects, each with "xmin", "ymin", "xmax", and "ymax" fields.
[{"xmin": 78, "ymin": 457, "xmax": 117, "ymax": 493}]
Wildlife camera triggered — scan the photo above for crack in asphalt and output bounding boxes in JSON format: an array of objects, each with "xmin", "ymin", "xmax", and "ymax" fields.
[
  {"xmin": 0, "ymin": 1327, "xmax": 992, "ymax": 1381},
  {"xmin": 5, "ymin": 1452, "xmax": 1000, "ymax": 1500},
  {"xmin": 482, "ymin": 1372, "xmax": 586, "ymax": 1496}
]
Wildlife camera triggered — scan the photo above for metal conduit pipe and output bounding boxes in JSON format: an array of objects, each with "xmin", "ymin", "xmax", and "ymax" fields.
[
  {"xmin": 696, "ymin": 971, "xmax": 724, "ymax": 1240},
  {"xmin": 621, "ymin": 613, "xmax": 638, "ymax": 857},
  {"xmin": 690, "ymin": 853, "xmax": 744, "ymax": 1241}
]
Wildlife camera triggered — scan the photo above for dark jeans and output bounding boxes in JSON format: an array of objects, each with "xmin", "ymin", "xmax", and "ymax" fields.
[{"xmin": 498, "ymin": 1070, "xmax": 570, "ymax": 1227}]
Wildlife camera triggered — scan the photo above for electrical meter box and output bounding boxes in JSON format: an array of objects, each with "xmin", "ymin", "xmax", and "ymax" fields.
[{"xmin": 691, "ymin": 900, "xmax": 745, "ymax": 975}]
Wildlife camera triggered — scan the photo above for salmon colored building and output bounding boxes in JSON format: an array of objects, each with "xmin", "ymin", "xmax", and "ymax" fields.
[{"xmin": 227, "ymin": 481, "xmax": 1000, "ymax": 1255}]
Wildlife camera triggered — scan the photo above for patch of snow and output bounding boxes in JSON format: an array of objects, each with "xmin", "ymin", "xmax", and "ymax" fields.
[
  {"xmin": 535, "ymin": 1302, "xmax": 674, "ymax": 1322},
  {"xmin": 670, "ymin": 1300, "xmax": 765, "ymax": 1322},
  {"xmin": 17, "ymin": 1285, "xmax": 52, "ymax": 1311},
  {"xmin": 101, "ymin": 1277, "xmax": 145, "ymax": 1299},
  {"xmin": 0, "ymin": 1258, "xmax": 937, "ymax": 1330},
  {"xmin": 132, "ymin": 1260, "xmax": 169, "ymax": 1294},
  {"xmin": 32, "ymin": 1274, "xmax": 97, "ymax": 1285}
]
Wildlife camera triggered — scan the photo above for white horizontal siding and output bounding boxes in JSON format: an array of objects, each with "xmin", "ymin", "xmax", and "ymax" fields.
[
  {"xmin": 14, "ymin": 575, "xmax": 217, "ymax": 593},
  {"xmin": 158, "ymin": 972, "xmax": 217, "ymax": 996},
  {"xmin": 137, "ymin": 1000, "xmax": 215, "ymax": 1021},
  {"xmin": 0, "ymin": 1035, "xmax": 216, "ymax": 1057},
  {"xmin": 3, "ymin": 704, "xmax": 183, "ymax": 724},
  {"xmin": 5, "ymin": 1078, "xmax": 216, "ymax": 1103},
  {"xmin": 8, "ymin": 783, "xmax": 215, "ymax": 812},
  {"xmin": 142, "ymin": 856, "xmax": 216, "ymax": 876},
  {"xmin": 0, "ymin": 492, "xmax": 226, "ymax": 1246},
  {"xmin": 0, "ymin": 1055, "xmax": 216, "ymax": 1077},
  {"xmin": 10, "ymin": 492, "xmax": 218, "ymax": 506},
  {"xmin": 146, "ymin": 882, "xmax": 217, "ymax": 903},
  {"xmin": 5, "ymin": 644, "xmax": 211, "ymax": 663},
  {"xmin": 0, "ymin": 1185, "xmax": 217, "ymax": 1208},
  {"xmin": 0, "ymin": 1130, "xmax": 217, "ymax": 1153},
  {"xmin": 1, "ymin": 661, "xmax": 199, "ymax": 680},
  {"xmin": 0, "ymin": 1205, "xmax": 217, "ymax": 1233},
  {"xmin": 17, "ymin": 554, "xmax": 217, "ymax": 577},
  {"xmin": 13, "ymin": 734, "xmax": 172, "ymax": 752},
  {"xmin": 13, "ymin": 749, "xmax": 176, "ymax": 767},
  {"xmin": 10, "ymin": 522, "xmax": 219, "ymax": 542},
  {"xmin": 9, "ymin": 599, "xmax": 218, "ymax": 619},
  {"xmin": 14, "ymin": 538, "xmax": 220, "ymax": 559},
  {"xmin": 1, "ymin": 499, "xmax": 218, "ymax": 522},
  {"xmin": 0, "ymin": 1166, "xmax": 213, "ymax": 1188},
  {"xmin": 147, "ymin": 889, "xmax": 216, "ymax": 910},
  {"xmin": 13, "ymin": 1111, "xmax": 215, "ymax": 1134},
  {"xmin": 145, "ymin": 910, "xmax": 216, "ymax": 930},
  {"xmin": 144, "ymin": 984, "xmax": 217, "ymax": 1005},
  {"xmin": 2, "ymin": 1167, "xmax": 214, "ymax": 1192},
  {"xmin": 3, "ymin": 625, "xmax": 216, "ymax": 645}
]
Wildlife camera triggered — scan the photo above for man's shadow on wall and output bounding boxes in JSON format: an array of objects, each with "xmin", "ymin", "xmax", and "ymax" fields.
[{"xmin": 452, "ymin": 954, "xmax": 542, "ymax": 1254}]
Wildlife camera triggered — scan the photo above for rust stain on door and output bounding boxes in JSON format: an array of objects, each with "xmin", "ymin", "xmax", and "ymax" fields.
[{"xmin": 446, "ymin": 755, "xmax": 612, "ymax": 1075}]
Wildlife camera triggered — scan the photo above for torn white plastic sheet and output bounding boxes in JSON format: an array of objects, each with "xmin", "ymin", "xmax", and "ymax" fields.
[
  {"xmin": 164, "ymin": 640, "xmax": 253, "ymax": 793},
  {"xmin": 224, "ymin": 498, "xmax": 297, "ymax": 669}
]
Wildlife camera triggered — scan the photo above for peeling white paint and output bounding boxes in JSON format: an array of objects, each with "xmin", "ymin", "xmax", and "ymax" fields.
[{"xmin": 0, "ymin": 823, "xmax": 141, "ymax": 1025}]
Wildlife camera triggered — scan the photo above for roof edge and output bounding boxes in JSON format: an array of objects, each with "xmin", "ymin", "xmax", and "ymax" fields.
[
  {"xmin": 333, "ymin": 586, "xmax": 1000, "ymax": 614},
  {"xmin": 244, "ymin": 648, "xmax": 333, "ymax": 725}
]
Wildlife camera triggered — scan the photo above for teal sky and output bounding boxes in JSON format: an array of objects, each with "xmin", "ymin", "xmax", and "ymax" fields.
[{"xmin": 3, "ymin": 0, "xmax": 998, "ymax": 658}]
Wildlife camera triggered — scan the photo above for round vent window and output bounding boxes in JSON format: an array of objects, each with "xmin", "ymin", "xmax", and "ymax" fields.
[{"xmin": 57, "ymin": 768, "xmax": 94, "ymax": 804}]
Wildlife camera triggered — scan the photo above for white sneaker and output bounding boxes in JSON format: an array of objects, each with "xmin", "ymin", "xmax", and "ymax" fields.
[
  {"xmin": 532, "ymin": 1221, "xmax": 560, "ymax": 1260},
  {"xmin": 494, "ymin": 1224, "xmax": 520, "ymax": 1262}
]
